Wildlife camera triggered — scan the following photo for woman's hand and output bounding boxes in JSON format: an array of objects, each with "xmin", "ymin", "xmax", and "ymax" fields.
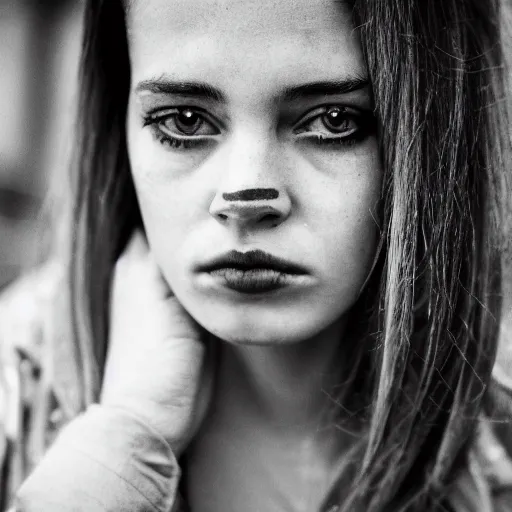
[{"xmin": 100, "ymin": 231, "xmax": 213, "ymax": 457}]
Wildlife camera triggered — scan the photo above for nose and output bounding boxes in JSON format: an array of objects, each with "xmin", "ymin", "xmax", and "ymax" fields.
[
  {"xmin": 209, "ymin": 187, "xmax": 291, "ymax": 229},
  {"xmin": 209, "ymin": 129, "xmax": 292, "ymax": 230}
]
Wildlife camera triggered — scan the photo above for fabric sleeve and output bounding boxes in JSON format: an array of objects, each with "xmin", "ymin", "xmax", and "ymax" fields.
[{"xmin": 11, "ymin": 404, "xmax": 182, "ymax": 512}]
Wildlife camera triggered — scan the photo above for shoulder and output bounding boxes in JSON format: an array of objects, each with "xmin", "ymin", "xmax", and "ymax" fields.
[
  {"xmin": 0, "ymin": 262, "xmax": 78, "ymax": 508},
  {"xmin": 0, "ymin": 260, "xmax": 80, "ymax": 423},
  {"xmin": 0, "ymin": 261, "xmax": 65, "ymax": 424},
  {"xmin": 487, "ymin": 331, "xmax": 512, "ymax": 474},
  {"xmin": 448, "ymin": 369, "xmax": 512, "ymax": 512}
]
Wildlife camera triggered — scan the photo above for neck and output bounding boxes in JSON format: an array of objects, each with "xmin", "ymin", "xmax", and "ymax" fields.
[
  {"xmin": 185, "ymin": 317, "xmax": 356, "ymax": 512},
  {"xmin": 212, "ymin": 317, "xmax": 347, "ymax": 435}
]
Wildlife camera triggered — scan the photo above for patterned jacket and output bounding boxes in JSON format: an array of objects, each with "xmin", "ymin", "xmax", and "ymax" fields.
[{"xmin": 1, "ymin": 262, "xmax": 512, "ymax": 511}]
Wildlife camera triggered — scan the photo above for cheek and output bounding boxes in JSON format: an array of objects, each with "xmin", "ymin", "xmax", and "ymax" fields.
[
  {"xmin": 311, "ymin": 142, "xmax": 381, "ymax": 291},
  {"xmin": 131, "ymin": 177, "xmax": 201, "ymax": 270},
  {"xmin": 127, "ymin": 113, "xmax": 200, "ymax": 229},
  {"xmin": 127, "ymin": 149, "xmax": 201, "ymax": 275}
]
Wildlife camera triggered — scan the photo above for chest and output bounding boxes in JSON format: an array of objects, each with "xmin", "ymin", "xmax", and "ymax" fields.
[{"xmin": 184, "ymin": 421, "xmax": 342, "ymax": 512}]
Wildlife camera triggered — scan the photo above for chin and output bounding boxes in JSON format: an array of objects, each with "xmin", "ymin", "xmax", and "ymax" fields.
[
  {"xmin": 167, "ymin": 275, "xmax": 354, "ymax": 347},
  {"xmin": 208, "ymin": 326, "xmax": 305, "ymax": 346},
  {"xmin": 189, "ymin": 303, "xmax": 344, "ymax": 347}
]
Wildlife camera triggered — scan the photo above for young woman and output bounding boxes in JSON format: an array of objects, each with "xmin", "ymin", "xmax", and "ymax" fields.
[{"xmin": 1, "ymin": 0, "xmax": 512, "ymax": 511}]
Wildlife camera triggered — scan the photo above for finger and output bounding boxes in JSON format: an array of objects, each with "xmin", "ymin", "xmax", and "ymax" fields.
[
  {"xmin": 124, "ymin": 229, "xmax": 149, "ymax": 260},
  {"xmin": 114, "ymin": 230, "xmax": 149, "ymax": 281},
  {"xmin": 147, "ymin": 250, "xmax": 175, "ymax": 299},
  {"xmin": 115, "ymin": 230, "xmax": 171, "ymax": 300}
]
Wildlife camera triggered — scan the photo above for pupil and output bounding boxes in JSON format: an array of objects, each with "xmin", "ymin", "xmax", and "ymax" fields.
[
  {"xmin": 174, "ymin": 109, "xmax": 203, "ymax": 135},
  {"xmin": 326, "ymin": 107, "xmax": 345, "ymax": 127},
  {"xmin": 178, "ymin": 109, "xmax": 198, "ymax": 126}
]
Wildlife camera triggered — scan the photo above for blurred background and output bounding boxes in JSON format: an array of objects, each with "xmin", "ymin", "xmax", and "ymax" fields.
[{"xmin": 0, "ymin": 0, "xmax": 82, "ymax": 289}]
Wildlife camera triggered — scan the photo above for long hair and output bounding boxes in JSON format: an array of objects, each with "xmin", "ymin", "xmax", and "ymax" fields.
[{"xmin": 69, "ymin": 1, "xmax": 511, "ymax": 510}]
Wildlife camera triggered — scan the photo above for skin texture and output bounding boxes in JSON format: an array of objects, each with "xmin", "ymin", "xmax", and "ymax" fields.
[{"xmin": 126, "ymin": 0, "xmax": 382, "ymax": 348}]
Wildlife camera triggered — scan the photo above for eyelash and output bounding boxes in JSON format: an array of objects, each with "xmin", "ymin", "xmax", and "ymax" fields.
[
  {"xmin": 142, "ymin": 107, "xmax": 376, "ymax": 150},
  {"xmin": 142, "ymin": 109, "xmax": 214, "ymax": 150}
]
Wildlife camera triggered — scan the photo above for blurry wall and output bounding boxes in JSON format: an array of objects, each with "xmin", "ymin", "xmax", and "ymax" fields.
[{"xmin": 0, "ymin": 0, "xmax": 82, "ymax": 288}]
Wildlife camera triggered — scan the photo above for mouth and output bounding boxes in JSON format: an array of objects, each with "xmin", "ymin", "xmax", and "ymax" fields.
[{"xmin": 195, "ymin": 249, "xmax": 309, "ymax": 294}]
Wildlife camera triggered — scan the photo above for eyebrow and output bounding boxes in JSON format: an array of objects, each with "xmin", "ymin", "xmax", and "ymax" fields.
[
  {"xmin": 135, "ymin": 79, "xmax": 226, "ymax": 102},
  {"xmin": 134, "ymin": 76, "xmax": 369, "ymax": 103},
  {"xmin": 279, "ymin": 76, "xmax": 370, "ymax": 102}
]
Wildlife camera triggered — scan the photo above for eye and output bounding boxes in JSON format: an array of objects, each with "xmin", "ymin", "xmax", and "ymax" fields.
[
  {"xmin": 157, "ymin": 108, "xmax": 220, "ymax": 137},
  {"xmin": 319, "ymin": 107, "xmax": 356, "ymax": 134},
  {"xmin": 143, "ymin": 107, "xmax": 221, "ymax": 150},
  {"xmin": 293, "ymin": 105, "xmax": 376, "ymax": 148},
  {"xmin": 298, "ymin": 106, "xmax": 358, "ymax": 136}
]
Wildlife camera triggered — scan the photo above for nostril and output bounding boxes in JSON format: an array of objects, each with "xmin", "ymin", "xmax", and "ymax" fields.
[
  {"xmin": 259, "ymin": 213, "xmax": 280, "ymax": 223},
  {"xmin": 217, "ymin": 213, "xmax": 228, "ymax": 220}
]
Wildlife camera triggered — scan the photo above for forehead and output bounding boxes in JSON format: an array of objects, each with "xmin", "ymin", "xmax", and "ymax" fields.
[{"xmin": 126, "ymin": 0, "xmax": 365, "ymax": 94}]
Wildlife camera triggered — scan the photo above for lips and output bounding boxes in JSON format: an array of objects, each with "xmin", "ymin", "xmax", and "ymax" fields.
[
  {"xmin": 196, "ymin": 249, "xmax": 307, "ymax": 275},
  {"xmin": 196, "ymin": 249, "xmax": 309, "ymax": 293}
]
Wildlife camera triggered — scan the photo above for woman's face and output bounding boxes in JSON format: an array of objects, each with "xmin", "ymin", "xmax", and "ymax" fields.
[{"xmin": 126, "ymin": 0, "xmax": 382, "ymax": 345}]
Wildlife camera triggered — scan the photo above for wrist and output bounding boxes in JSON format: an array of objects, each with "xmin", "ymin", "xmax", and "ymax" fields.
[{"xmin": 98, "ymin": 400, "xmax": 189, "ymax": 456}]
